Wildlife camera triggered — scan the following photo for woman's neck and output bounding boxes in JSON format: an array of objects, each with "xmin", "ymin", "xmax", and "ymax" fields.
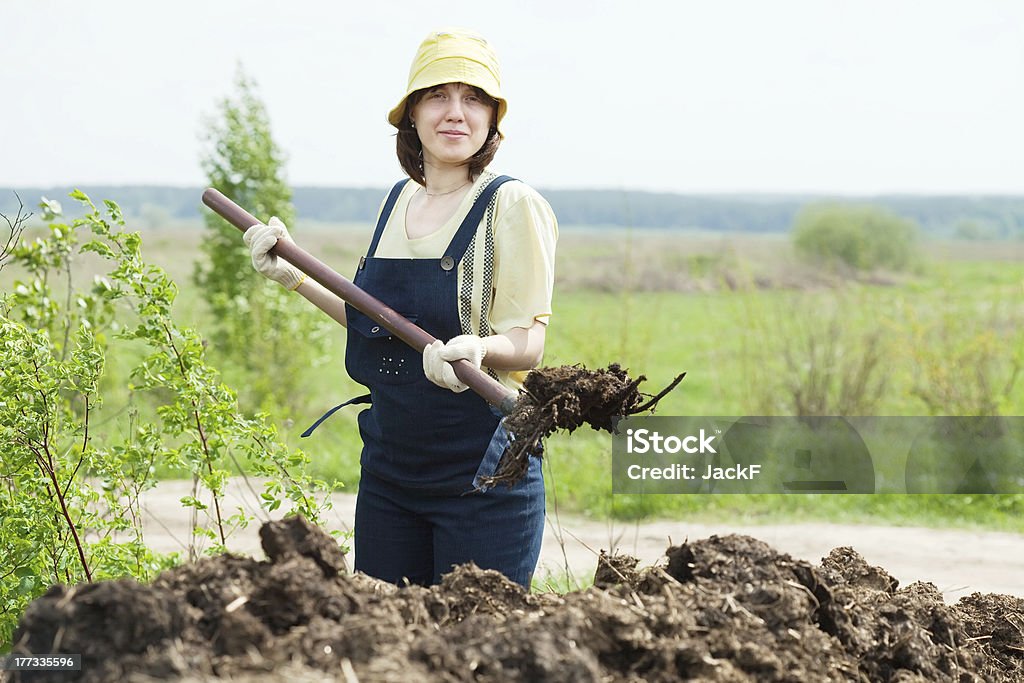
[{"xmin": 422, "ymin": 162, "xmax": 473, "ymax": 196}]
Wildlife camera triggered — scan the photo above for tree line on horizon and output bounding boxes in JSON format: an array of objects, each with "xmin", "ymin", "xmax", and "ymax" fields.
[{"xmin": 5, "ymin": 184, "xmax": 1023, "ymax": 239}]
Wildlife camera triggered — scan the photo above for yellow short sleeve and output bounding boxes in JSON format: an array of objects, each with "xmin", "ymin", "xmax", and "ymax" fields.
[{"xmin": 489, "ymin": 186, "xmax": 559, "ymax": 334}]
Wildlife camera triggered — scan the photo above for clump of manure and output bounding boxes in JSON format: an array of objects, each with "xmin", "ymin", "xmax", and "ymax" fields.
[{"xmin": 482, "ymin": 363, "xmax": 685, "ymax": 487}]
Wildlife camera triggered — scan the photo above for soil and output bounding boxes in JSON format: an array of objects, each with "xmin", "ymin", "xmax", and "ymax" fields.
[
  {"xmin": 7, "ymin": 517, "xmax": 1023, "ymax": 683},
  {"xmin": 490, "ymin": 364, "xmax": 685, "ymax": 487}
]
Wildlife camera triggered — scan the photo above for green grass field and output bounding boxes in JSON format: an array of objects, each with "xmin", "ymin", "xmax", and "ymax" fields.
[
  {"xmin": 5, "ymin": 219, "xmax": 1023, "ymax": 530},
  {"xmin": 544, "ymin": 251, "xmax": 1024, "ymax": 531}
]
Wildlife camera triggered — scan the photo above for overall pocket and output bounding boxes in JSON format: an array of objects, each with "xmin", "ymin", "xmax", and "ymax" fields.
[
  {"xmin": 472, "ymin": 416, "xmax": 512, "ymax": 491},
  {"xmin": 345, "ymin": 308, "xmax": 422, "ymax": 386}
]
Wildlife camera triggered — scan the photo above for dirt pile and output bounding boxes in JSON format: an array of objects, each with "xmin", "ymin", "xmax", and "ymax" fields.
[{"xmin": 7, "ymin": 517, "xmax": 1023, "ymax": 682}]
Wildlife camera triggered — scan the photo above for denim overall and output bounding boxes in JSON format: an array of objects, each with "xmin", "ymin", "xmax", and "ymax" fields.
[{"xmin": 346, "ymin": 176, "xmax": 545, "ymax": 587}]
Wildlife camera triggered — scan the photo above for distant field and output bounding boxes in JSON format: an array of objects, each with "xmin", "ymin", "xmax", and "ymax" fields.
[{"xmin": 3, "ymin": 218, "xmax": 1022, "ymax": 529}]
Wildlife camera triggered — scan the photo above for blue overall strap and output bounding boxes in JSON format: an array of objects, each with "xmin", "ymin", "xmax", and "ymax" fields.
[
  {"xmin": 365, "ymin": 179, "xmax": 410, "ymax": 258},
  {"xmin": 300, "ymin": 394, "xmax": 372, "ymax": 438},
  {"xmin": 443, "ymin": 175, "xmax": 516, "ymax": 262}
]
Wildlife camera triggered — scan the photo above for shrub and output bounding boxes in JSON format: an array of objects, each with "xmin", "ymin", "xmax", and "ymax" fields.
[
  {"xmin": 792, "ymin": 204, "xmax": 920, "ymax": 272},
  {"xmin": 0, "ymin": 193, "xmax": 335, "ymax": 648}
]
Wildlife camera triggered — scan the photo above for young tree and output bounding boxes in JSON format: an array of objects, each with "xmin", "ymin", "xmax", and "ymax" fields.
[{"xmin": 195, "ymin": 68, "xmax": 326, "ymax": 416}]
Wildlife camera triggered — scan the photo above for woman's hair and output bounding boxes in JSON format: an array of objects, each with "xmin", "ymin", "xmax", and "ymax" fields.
[{"xmin": 395, "ymin": 85, "xmax": 501, "ymax": 186}]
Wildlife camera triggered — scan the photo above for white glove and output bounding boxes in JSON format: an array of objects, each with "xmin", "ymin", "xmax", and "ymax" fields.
[
  {"xmin": 423, "ymin": 334, "xmax": 487, "ymax": 393},
  {"xmin": 242, "ymin": 217, "xmax": 305, "ymax": 290}
]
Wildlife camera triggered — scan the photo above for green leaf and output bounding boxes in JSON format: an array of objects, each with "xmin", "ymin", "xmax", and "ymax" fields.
[{"xmin": 81, "ymin": 240, "xmax": 115, "ymax": 258}]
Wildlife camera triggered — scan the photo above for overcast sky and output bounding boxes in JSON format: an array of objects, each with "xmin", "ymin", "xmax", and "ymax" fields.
[{"xmin": 3, "ymin": 1, "xmax": 1023, "ymax": 194}]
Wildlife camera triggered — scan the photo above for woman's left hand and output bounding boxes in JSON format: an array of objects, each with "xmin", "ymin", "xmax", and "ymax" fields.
[{"xmin": 423, "ymin": 335, "xmax": 487, "ymax": 392}]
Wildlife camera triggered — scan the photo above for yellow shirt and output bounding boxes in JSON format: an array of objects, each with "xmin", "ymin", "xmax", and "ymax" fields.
[{"xmin": 372, "ymin": 170, "xmax": 558, "ymax": 391}]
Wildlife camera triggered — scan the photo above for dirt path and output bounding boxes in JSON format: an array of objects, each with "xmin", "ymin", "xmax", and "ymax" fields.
[{"xmin": 139, "ymin": 478, "xmax": 1023, "ymax": 602}]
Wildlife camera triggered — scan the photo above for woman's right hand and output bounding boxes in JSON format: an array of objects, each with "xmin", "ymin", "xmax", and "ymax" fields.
[{"xmin": 243, "ymin": 217, "xmax": 305, "ymax": 290}]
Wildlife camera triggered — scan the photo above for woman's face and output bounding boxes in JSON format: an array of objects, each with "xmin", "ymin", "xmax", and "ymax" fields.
[{"xmin": 410, "ymin": 82, "xmax": 495, "ymax": 171}]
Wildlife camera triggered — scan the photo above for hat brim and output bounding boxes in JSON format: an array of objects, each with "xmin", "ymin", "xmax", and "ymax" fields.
[{"xmin": 387, "ymin": 59, "xmax": 507, "ymax": 133}]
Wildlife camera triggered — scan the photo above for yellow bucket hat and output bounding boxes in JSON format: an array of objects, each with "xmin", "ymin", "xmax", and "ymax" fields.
[{"xmin": 388, "ymin": 29, "xmax": 507, "ymax": 135}]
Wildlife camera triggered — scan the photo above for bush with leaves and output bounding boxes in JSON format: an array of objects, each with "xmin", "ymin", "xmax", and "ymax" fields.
[
  {"xmin": 792, "ymin": 204, "xmax": 920, "ymax": 272},
  {"xmin": 194, "ymin": 67, "xmax": 329, "ymax": 416},
  {"xmin": 907, "ymin": 298, "xmax": 1024, "ymax": 416},
  {"xmin": 734, "ymin": 292, "xmax": 892, "ymax": 417},
  {"xmin": 0, "ymin": 193, "xmax": 336, "ymax": 648}
]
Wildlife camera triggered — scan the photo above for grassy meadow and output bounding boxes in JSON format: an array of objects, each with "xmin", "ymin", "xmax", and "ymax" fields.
[
  {"xmin": 543, "ymin": 230, "xmax": 1024, "ymax": 531},
  {"xmin": 4, "ymin": 216, "xmax": 1023, "ymax": 530}
]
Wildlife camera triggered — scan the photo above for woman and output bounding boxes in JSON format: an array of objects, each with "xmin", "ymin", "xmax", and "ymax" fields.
[{"xmin": 244, "ymin": 29, "xmax": 558, "ymax": 588}]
